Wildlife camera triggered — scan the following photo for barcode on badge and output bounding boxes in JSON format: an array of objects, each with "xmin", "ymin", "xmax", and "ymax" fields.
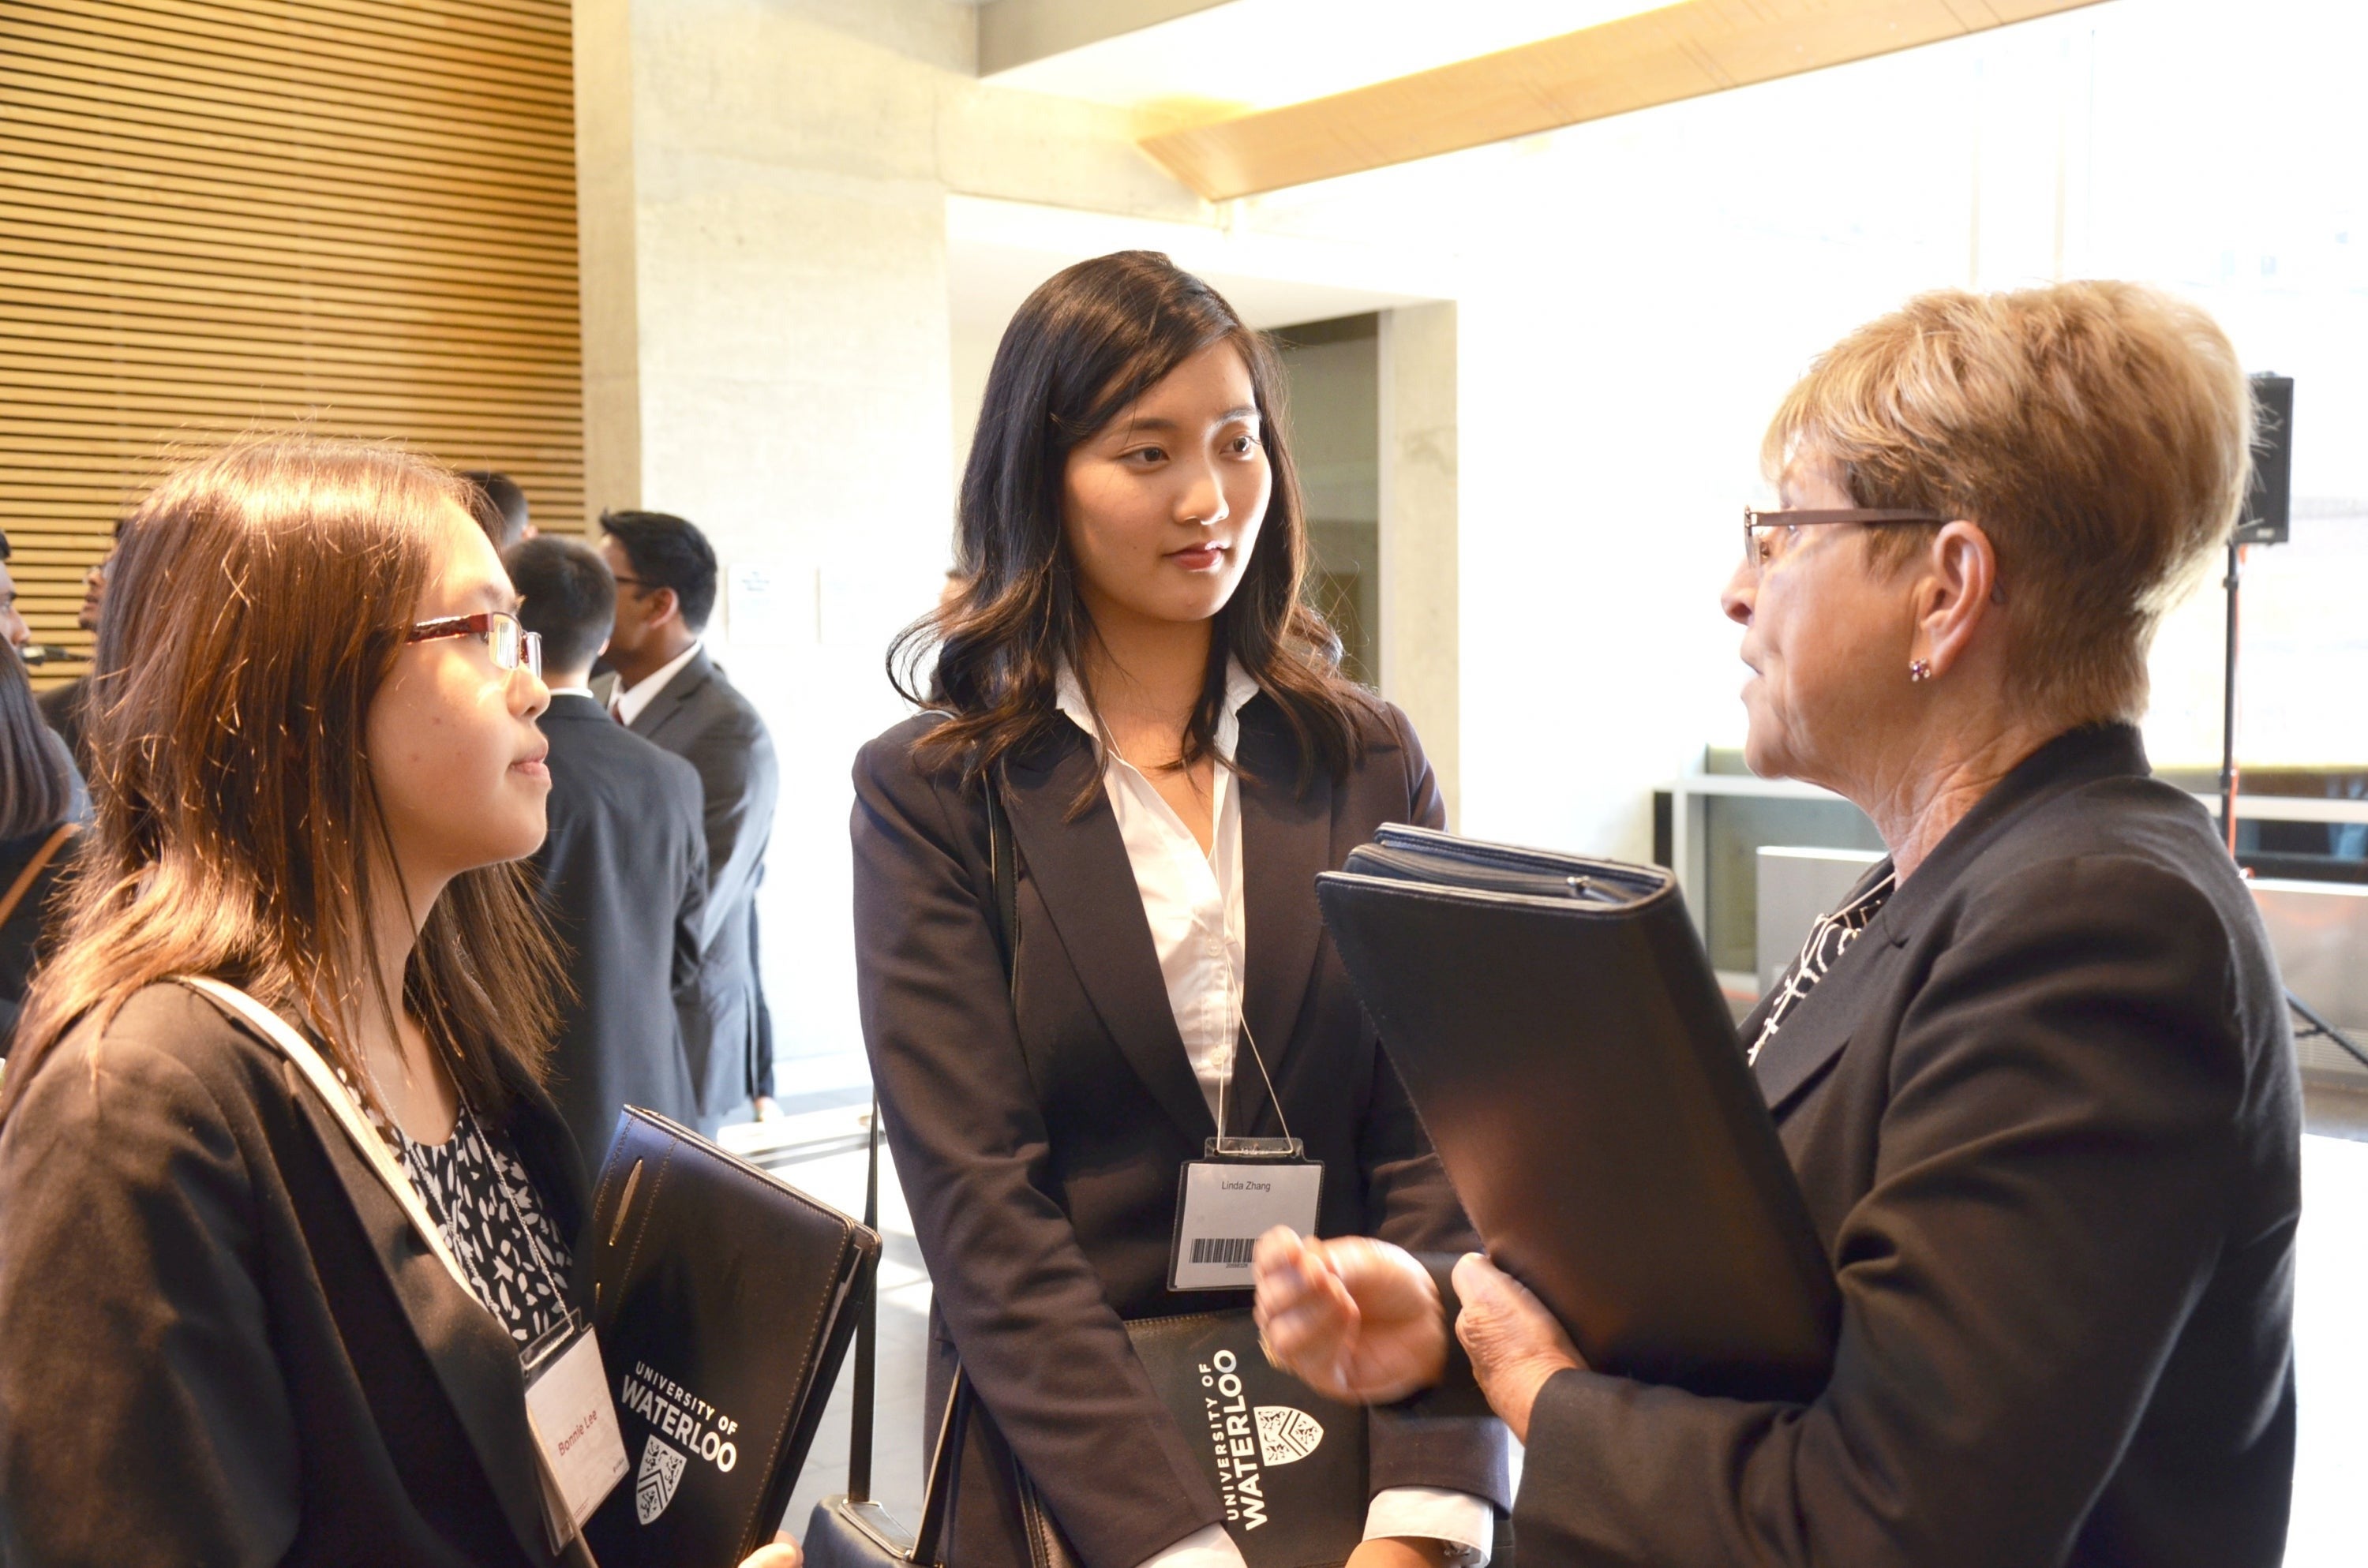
[{"xmin": 1190, "ymin": 1237, "xmax": 1256, "ymax": 1268}]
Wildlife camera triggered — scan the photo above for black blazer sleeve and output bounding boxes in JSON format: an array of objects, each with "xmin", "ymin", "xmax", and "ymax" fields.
[
  {"xmin": 1512, "ymin": 852, "xmax": 2259, "ymax": 1566},
  {"xmin": 851, "ymin": 730, "xmax": 1223, "ymax": 1568},
  {"xmin": 0, "ymin": 1023, "xmax": 300, "ymax": 1565}
]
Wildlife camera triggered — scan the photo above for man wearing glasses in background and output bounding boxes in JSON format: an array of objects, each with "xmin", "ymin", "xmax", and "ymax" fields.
[{"xmin": 597, "ymin": 510, "xmax": 781, "ymax": 1130}]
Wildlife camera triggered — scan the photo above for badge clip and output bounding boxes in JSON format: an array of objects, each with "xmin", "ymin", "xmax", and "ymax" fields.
[{"xmin": 1205, "ymin": 1136, "xmax": 1305, "ymax": 1161}]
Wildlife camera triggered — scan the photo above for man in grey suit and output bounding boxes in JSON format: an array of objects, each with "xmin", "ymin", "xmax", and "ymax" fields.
[
  {"xmin": 598, "ymin": 510, "xmax": 781, "ymax": 1124},
  {"xmin": 507, "ymin": 537, "xmax": 708, "ymax": 1159}
]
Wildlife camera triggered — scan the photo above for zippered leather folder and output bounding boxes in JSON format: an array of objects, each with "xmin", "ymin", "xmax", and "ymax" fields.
[
  {"xmin": 1317, "ymin": 825, "xmax": 1838, "ymax": 1403},
  {"xmin": 582, "ymin": 1106, "xmax": 879, "ymax": 1566}
]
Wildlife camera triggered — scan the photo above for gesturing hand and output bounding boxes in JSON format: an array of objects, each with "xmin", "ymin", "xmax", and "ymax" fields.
[
  {"xmin": 739, "ymin": 1536, "xmax": 804, "ymax": 1568},
  {"xmin": 1251, "ymin": 1229, "xmax": 1451, "ymax": 1405},
  {"xmin": 1450, "ymin": 1253, "xmax": 1583, "ymax": 1444}
]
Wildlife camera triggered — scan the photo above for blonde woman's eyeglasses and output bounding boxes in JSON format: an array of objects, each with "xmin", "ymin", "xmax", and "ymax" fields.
[{"xmin": 1742, "ymin": 507, "xmax": 1947, "ymax": 577}]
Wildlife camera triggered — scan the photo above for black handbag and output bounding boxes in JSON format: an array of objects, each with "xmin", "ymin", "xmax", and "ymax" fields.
[
  {"xmin": 807, "ymin": 774, "xmax": 1370, "ymax": 1568},
  {"xmin": 802, "ymin": 1092, "xmax": 971, "ymax": 1568}
]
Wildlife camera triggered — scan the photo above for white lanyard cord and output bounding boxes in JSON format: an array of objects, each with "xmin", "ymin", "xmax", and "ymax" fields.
[{"xmin": 1217, "ymin": 1011, "xmax": 1295, "ymax": 1149}]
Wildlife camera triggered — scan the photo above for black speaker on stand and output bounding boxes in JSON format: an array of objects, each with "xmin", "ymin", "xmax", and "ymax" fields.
[{"xmin": 2218, "ymin": 375, "xmax": 2368, "ymax": 1069}]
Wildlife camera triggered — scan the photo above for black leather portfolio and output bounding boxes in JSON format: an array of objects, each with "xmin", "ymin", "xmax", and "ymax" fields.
[
  {"xmin": 582, "ymin": 1106, "xmax": 879, "ymax": 1567},
  {"xmin": 1130, "ymin": 1312, "xmax": 1368, "ymax": 1568},
  {"xmin": 1316, "ymin": 825, "xmax": 1839, "ymax": 1403}
]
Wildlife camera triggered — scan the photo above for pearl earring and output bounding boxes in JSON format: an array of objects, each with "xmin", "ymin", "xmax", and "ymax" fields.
[{"xmin": 1909, "ymin": 659, "xmax": 1932, "ymax": 683}]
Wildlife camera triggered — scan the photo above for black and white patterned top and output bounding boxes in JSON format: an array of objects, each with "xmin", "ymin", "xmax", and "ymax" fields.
[
  {"xmin": 339, "ymin": 1070, "xmax": 577, "ymax": 1355},
  {"xmin": 1748, "ymin": 866, "xmax": 1898, "ymax": 1066}
]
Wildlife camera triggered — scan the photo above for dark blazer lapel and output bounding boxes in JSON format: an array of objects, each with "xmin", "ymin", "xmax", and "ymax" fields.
[
  {"xmin": 280, "ymin": 1065, "xmax": 553, "ymax": 1565},
  {"xmin": 1000, "ymin": 732, "xmax": 1216, "ymax": 1142},
  {"xmin": 1752, "ymin": 724, "xmax": 2152, "ymax": 1115},
  {"xmin": 1236, "ymin": 698, "xmax": 1333, "ymax": 1116},
  {"xmin": 626, "ymin": 649, "xmax": 712, "ymax": 743},
  {"xmin": 1750, "ymin": 911, "xmax": 1902, "ymax": 1116}
]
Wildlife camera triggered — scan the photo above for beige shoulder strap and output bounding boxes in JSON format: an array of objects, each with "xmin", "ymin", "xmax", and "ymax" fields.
[
  {"xmin": 0, "ymin": 821, "xmax": 77, "ymax": 930},
  {"xmin": 178, "ymin": 976, "xmax": 595, "ymax": 1555},
  {"xmin": 177, "ymin": 976, "xmax": 478, "ymax": 1295}
]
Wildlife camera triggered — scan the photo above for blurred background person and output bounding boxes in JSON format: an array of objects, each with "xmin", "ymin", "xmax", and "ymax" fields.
[
  {"xmin": 598, "ymin": 509, "xmax": 779, "ymax": 1128},
  {"xmin": 37, "ymin": 517, "xmax": 121, "ymax": 777},
  {"xmin": 506, "ymin": 533, "xmax": 709, "ymax": 1166},
  {"xmin": 0, "ymin": 530, "xmax": 89, "ymax": 827},
  {"xmin": 1253, "ymin": 281, "xmax": 2299, "ymax": 1568},
  {"xmin": 460, "ymin": 469, "xmax": 533, "ymax": 549},
  {"xmin": 0, "ymin": 642, "xmax": 80, "ymax": 1051},
  {"xmin": 0, "ymin": 531, "xmax": 30, "ymax": 654}
]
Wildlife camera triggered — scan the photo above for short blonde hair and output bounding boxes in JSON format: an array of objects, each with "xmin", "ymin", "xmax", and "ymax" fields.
[{"xmin": 1763, "ymin": 281, "xmax": 2254, "ymax": 724}]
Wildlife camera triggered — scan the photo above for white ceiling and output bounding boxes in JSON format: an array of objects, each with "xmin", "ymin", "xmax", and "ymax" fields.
[
  {"xmin": 981, "ymin": 0, "xmax": 1669, "ymax": 118},
  {"xmin": 946, "ymin": 194, "xmax": 1456, "ymax": 336}
]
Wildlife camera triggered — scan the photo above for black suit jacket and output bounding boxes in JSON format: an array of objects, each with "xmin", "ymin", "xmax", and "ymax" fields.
[
  {"xmin": 1510, "ymin": 724, "xmax": 2300, "ymax": 1567},
  {"xmin": 530, "ymin": 692, "xmax": 708, "ymax": 1164},
  {"xmin": 630, "ymin": 649, "xmax": 780, "ymax": 1118},
  {"xmin": 36, "ymin": 675, "xmax": 91, "ymax": 780},
  {"xmin": 852, "ymin": 696, "xmax": 1510, "ymax": 1568},
  {"xmin": 0, "ymin": 984, "xmax": 591, "ymax": 1566}
]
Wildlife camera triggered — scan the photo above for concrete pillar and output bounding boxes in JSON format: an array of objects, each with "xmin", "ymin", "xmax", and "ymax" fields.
[{"xmin": 571, "ymin": 0, "xmax": 641, "ymax": 521}]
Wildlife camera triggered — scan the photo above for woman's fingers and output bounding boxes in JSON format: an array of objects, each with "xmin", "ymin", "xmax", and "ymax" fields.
[
  {"xmin": 738, "ymin": 1538, "xmax": 804, "ymax": 1568},
  {"xmin": 1253, "ymin": 1228, "xmax": 1361, "ymax": 1391},
  {"xmin": 1254, "ymin": 1231, "xmax": 1449, "ymax": 1403}
]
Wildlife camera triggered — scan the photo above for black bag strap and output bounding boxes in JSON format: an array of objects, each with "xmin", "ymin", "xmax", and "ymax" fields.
[
  {"xmin": 986, "ymin": 769, "xmax": 1019, "ymax": 974},
  {"xmin": 840, "ymin": 765, "xmax": 1017, "ymax": 1558},
  {"xmin": 847, "ymin": 1091, "xmax": 882, "ymax": 1503}
]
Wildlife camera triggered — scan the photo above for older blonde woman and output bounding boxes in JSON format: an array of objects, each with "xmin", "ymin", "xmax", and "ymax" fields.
[{"xmin": 1252, "ymin": 282, "xmax": 2300, "ymax": 1568}]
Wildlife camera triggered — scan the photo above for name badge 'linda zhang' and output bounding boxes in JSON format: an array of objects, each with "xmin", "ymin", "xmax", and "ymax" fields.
[{"xmin": 1171, "ymin": 1140, "xmax": 1324, "ymax": 1292}]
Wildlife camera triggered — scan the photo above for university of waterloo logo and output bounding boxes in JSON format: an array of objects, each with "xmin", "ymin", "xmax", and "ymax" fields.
[
  {"xmin": 637, "ymin": 1435, "xmax": 687, "ymax": 1525},
  {"xmin": 1254, "ymin": 1404, "xmax": 1324, "ymax": 1467},
  {"xmin": 1200, "ymin": 1348, "xmax": 1325, "ymax": 1530}
]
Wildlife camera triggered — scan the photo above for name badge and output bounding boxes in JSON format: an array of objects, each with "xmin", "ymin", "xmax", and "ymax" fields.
[
  {"xmin": 523, "ymin": 1321, "xmax": 631, "ymax": 1551},
  {"xmin": 1171, "ymin": 1139, "xmax": 1324, "ymax": 1292}
]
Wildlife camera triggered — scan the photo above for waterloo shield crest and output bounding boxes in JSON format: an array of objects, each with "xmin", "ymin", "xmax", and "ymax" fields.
[{"xmin": 636, "ymin": 1435, "xmax": 688, "ymax": 1525}]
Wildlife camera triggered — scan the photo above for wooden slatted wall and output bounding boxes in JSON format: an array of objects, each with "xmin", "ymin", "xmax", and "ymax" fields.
[{"xmin": 1, "ymin": 0, "xmax": 585, "ymax": 684}]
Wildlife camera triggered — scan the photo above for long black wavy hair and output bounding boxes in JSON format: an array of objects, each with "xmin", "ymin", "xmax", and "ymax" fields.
[{"xmin": 891, "ymin": 250, "xmax": 1369, "ymax": 803}]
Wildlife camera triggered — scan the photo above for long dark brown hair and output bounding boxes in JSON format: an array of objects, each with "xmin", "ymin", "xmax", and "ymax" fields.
[
  {"xmin": 0, "ymin": 646, "xmax": 70, "ymax": 840},
  {"xmin": 891, "ymin": 250, "xmax": 1371, "ymax": 799},
  {"xmin": 0, "ymin": 436, "xmax": 564, "ymax": 1125}
]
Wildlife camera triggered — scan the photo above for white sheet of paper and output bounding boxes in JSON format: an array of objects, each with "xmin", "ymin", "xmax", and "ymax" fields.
[
  {"xmin": 523, "ymin": 1327, "xmax": 630, "ymax": 1547},
  {"xmin": 1171, "ymin": 1159, "xmax": 1325, "ymax": 1291}
]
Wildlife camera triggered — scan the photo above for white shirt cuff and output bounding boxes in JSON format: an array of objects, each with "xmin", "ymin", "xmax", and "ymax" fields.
[
  {"xmin": 1131, "ymin": 1523, "xmax": 1248, "ymax": 1568},
  {"xmin": 1365, "ymin": 1487, "xmax": 1494, "ymax": 1566}
]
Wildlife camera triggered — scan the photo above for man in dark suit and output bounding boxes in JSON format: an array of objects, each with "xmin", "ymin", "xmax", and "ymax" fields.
[
  {"xmin": 598, "ymin": 510, "xmax": 781, "ymax": 1125},
  {"xmin": 506, "ymin": 536, "xmax": 707, "ymax": 1162}
]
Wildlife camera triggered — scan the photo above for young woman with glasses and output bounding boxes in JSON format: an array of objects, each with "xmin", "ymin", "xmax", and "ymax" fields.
[
  {"xmin": 0, "ymin": 437, "xmax": 800, "ymax": 1568},
  {"xmin": 851, "ymin": 252, "xmax": 1508, "ymax": 1568}
]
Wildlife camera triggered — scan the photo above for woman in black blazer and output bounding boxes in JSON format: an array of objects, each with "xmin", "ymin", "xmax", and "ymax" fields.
[
  {"xmin": 1255, "ymin": 283, "xmax": 2301, "ymax": 1568},
  {"xmin": 0, "ymin": 439, "xmax": 800, "ymax": 1568},
  {"xmin": 852, "ymin": 253, "xmax": 1506, "ymax": 1568}
]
